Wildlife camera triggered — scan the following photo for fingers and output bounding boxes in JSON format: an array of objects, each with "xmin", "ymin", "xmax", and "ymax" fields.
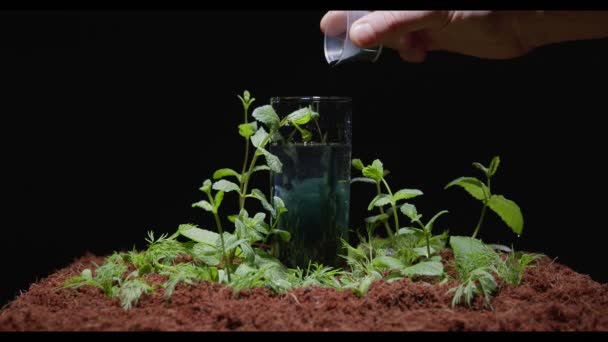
[
  {"xmin": 398, "ymin": 49, "xmax": 427, "ymax": 63},
  {"xmin": 349, "ymin": 11, "xmax": 448, "ymax": 48},
  {"xmin": 320, "ymin": 11, "xmax": 348, "ymax": 36},
  {"xmin": 397, "ymin": 34, "xmax": 427, "ymax": 63}
]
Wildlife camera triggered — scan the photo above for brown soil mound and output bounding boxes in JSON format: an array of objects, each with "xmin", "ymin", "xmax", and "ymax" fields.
[{"xmin": 1, "ymin": 253, "xmax": 607, "ymax": 331}]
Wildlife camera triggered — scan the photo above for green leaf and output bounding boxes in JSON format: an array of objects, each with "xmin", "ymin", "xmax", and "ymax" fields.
[
  {"xmin": 214, "ymin": 191, "xmax": 224, "ymax": 209},
  {"xmin": 286, "ymin": 108, "xmax": 313, "ymax": 125},
  {"xmin": 234, "ymin": 216, "xmax": 247, "ymax": 238},
  {"xmin": 372, "ymin": 159, "xmax": 383, "ymax": 172},
  {"xmin": 367, "ymin": 194, "xmax": 392, "ymax": 210},
  {"xmin": 81, "ymin": 269, "xmax": 93, "ymax": 279},
  {"xmin": 373, "ymin": 256, "xmax": 406, "ymax": 271},
  {"xmin": 212, "ymin": 179, "xmax": 240, "ymax": 193},
  {"xmin": 393, "ymin": 189, "xmax": 423, "ymax": 202},
  {"xmin": 397, "ymin": 227, "xmax": 423, "ymax": 236},
  {"xmin": 225, "ymin": 237, "xmax": 249, "ymax": 252},
  {"xmin": 249, "ymin": 189, "xmax": 275, "ymax": 216},
  {"xmin": 351, "ymin": 177, "xmax": 377, "ymax": 185},
  {"xmin": 444, "ymin": 177, "xmax": 489, "ymax": 201},
  {"xmin": 472, "ymin": 162, "xmax": 488, "ymax": 175},
  {"xmin": 252, "ymin": 212, "xmax": 267, "ymax": 224},
  {"xmin": 213, "ymin": 168, "xmax": 242, "ymax": 182},
  {"xmin": 252, "ymin": 105, "xmax": 280, "ymax": 130},
  {"xmin": 413, "ymin": 246, "xmax": 435, "ymax": 258},
  {"xmin": 272, "ymin": 229, "xmax": 291, "ymax": 242},
  {"xmin": 179, "ymin": 226, "xmax": 219, "ymax": 246},
  {"xmin": 273, "ymin": 196, "xmax": 287, "ymax": 215},
  {"xmin": 199, "ymin": 179, "xmax": 212, "ymax": 193},
  {"xmin": 191, "ymin": 243, "xmax": 221, "ymax": 266},
  {"xmin": 449, "ymin": 236, "xmax": 488, "ymax": 260},
  {"xmin": 192, "ymin": 200, "xmax": 213, "ymax": 212},
  {"xmin": 488, "ymin": 244, "xmax": 512, "ymax": 253},
  {"xmin": 357, "ymin": 276, "xmax": 376, "ymax": 297},
  {"xmin": 424, "ymin": 210, "xmax": 449, "ymax": 234},
  {"xmin": 342, "ymin": 239, "xmax": 366, "ymax": 260},
  {"xmin": 401, "ymin": 260, "xmax": 443, "ymax": 277},
  {"xmin": 260, "ymin": 148, "xmax": 283, "ymax": 173},
  {"xmin": 273, "ymin": 196, "xmax": 285, "ymax": 210},
  {"xmin": 488, "ymin": 156, "xmax": 500, "ymax": 177},
  {"xmin": 362, "ymin": 159, "xmax": 384, "ymax": 181},
  {"xmin": 238, "ymin": 91, "xmax": 254, "ymax": 108},
  {"xmin": 385, "ymin": 273, "xmax": 404, "ymax": 283},
  {"xmin": 364, "ymin": 213, "xmax": 389, "ymax": 224},
  {"xmin": 252, "ymin": 165, "xmax": 271, "ymax": 173},
  {"xmin": 238, "ymin": 122, "xmax": 257, "ymax": 139},
  {"xmin": 400, "ymin": 203, "xmax": 418, "ymax": 221},
  {"xmin": 487, "ymin": 195, "xmax": 523, "ymax": 235},
  {"xmin": 292, "ymin": 121, "xmax": 313, "ymax": 142},
  {"xmin": 227, "ymin": 215, "xmax": 237, "ymax": 223},
  {"xmin": 118, "ymin": 279, "xmax": 152, "ymax": 310},
  {"xmin": 253, "ymin": 221, "xmax": 271, "ymax": 236},
  {"xmin": 251, "ymin": 127, "xmax": 268, "ymax": 149},
  {"xmin": 239, "ymin": 242, "xmax": 255, "ymax": 263},
  {"xmin": 352, "ymin": 159, "xmax": 364, "ymax": 171},
  {"xmin": 300, "ymin": 128, "xmax": 312, "ymax": 142}
]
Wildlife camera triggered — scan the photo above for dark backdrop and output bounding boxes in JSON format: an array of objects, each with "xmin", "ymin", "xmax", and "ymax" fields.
[{"xmin": 2, "ymin": 10, "xmax": 607, "ymax": 306}]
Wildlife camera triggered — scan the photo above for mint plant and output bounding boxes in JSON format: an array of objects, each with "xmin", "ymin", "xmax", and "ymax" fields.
[
  {"xmin": 351, "ymin": 158, "xmax": 423, "ymax": 238},
  {"xmin": 351, "ymin": 158, "xmax": 449, "ymax": 259},
  {"xmin": 400, "ymin": 207, "xmax": 449, "ymax": 259},
  {"xmin": 340, "ymin": 158, "xmax": 450, "ymax": 296},
  {"xmin": 445, "ymin": 156, "xmax": 523, "ymax": 239},
  {"xmin": 192, "ymin": 93, "xmax": 323, "ymax": 279},
  {"xmin": 62, "ymin": 89, "xmax": 539, "ymax": 313}
]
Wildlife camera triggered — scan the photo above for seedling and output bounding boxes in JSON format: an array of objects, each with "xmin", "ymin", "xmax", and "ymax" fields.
[
  {"xmin": 445, "ymin": 156, "xmax": 523, "ymax": 239},
  {"xmin": 341, "ymin": 158, "xmax": 449, "ymax": 296},
  {"xmin": 351, "ymin": 158, "xmax": 423, "ymax": 238},
  {"xmin": 447, "ymin": 236, "xmax": 543, "ymax": 309},
  {"xmin": 400, "ymin": 207, "xmax": 449, "ymax": 259}
]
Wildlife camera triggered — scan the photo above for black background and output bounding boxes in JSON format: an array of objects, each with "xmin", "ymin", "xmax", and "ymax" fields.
[{"xmin": 2, "ymin": 10, "xmax": 607, "ymax": 306}]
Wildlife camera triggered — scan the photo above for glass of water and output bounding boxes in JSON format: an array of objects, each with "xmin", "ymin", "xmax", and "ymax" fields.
[{"xmin": 269, "ymin": 96, "xmax": 352, "ymax": 268}]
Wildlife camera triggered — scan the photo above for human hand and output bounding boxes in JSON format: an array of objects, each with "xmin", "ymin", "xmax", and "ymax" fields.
[{"xmin": 321, "ymin": 11, "xmax": 533, "ymax": 62}]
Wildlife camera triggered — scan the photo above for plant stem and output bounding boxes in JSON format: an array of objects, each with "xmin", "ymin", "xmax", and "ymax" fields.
[
  {"xmin": 241, "ymin": 141, "xmax": 250, "ymax": 185},
  {"xmin": 381, "ymin": 178, "xmax": 399, "ymax": 236},
  {"xmin": 415, "ymin": 220, "xmax": 431, "ymax": 258},
  {"xmin": 314, "ymin": 118, "xmax": 325, "ymax": 144},
  {"xmin": 471, "ymin": 204, "xmax": 487, "ymax": 240},
  {"xmin": 472, "ymin": 176, "xmax": 491, "ymax": 239},
  {"xmin": 207, "ymin": 192, "xmax": 230, "ymax": 282},
  {"xmin": 375, "ymin": 181, "xmax": 393, "ymax": 238},
  {"xmin": 368, "ymin": 228, "xmax": 373, "ymax": 262},
  {"xmin": 240, "ymin": 130, "xmax": 275, "ymax": 210},
  {"xmin": 239, "ymin": 105, "xmax": 250, "ymax": 207}
]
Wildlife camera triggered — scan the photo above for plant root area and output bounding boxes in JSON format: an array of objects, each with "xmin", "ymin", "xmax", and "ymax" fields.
[{"xmin": 1, "ymin": 252, "xmax": 607, "ymax": 331}]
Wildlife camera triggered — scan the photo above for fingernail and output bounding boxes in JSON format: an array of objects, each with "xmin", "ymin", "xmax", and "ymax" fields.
[{"xmin": 350, "ymin": 23, "xmax": 375, "ymax": 46}]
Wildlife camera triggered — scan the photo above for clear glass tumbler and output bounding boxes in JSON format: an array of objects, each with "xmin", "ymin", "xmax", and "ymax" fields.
[
  {"xmin": 269, "ymin": 97, "xmax": 352, "ymax": 268},
  {"xmin": 324, "ymin": 10, "xmax": 383, "ymax": 65}
]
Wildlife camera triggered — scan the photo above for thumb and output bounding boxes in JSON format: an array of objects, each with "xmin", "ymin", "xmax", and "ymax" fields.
[{"xmin": 350, "ymin": 11, "xmax": 448, "ymax": 48}]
